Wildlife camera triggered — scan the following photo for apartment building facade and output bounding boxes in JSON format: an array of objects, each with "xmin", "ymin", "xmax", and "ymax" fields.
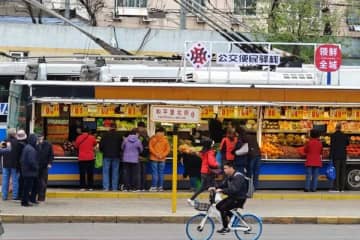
[
  {"xmin": 93, "ymin": 0, "xmax": 357, "ymax": 37},
  {"xmin": 0, "ymin": 1, "xmax": 358, "ymax": 36}
]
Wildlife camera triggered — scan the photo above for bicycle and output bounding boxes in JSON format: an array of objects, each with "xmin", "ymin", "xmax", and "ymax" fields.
[{"xmin": 185, "ymin": 191, "xmax": 262, "ymax": 240}]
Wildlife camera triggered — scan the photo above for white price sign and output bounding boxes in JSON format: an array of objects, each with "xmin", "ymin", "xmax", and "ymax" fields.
[{"xmin": 151, "ymin": 105, "xmax": 201, "ymax": 123}]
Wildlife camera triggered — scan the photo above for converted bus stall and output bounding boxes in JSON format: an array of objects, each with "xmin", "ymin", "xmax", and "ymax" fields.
[{"xmin": 7, "ymin": 80, "xmax": 360, "ymax": 190}]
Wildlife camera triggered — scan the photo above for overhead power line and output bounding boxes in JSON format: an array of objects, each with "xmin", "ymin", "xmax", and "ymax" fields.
[{"xmin": 22, "ymin": 0, "xmax": 131, "ymax": 55}]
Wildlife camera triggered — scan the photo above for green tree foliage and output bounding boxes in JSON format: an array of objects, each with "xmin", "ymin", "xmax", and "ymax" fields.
[{"xmin": 260, "ymin": 0, "xmax": 341, "ymax": 62}]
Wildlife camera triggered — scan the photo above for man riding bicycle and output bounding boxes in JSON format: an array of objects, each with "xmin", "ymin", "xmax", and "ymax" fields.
[{"xmin": 210, "ymin": 161, "xmax": 248, "ymax": 234}]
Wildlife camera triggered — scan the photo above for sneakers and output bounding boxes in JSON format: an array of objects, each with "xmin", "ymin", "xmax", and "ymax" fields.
[
  {"xmin": 149, "ymin": 187, "xmax": 157, "ymax": 192},
  {"xmin": 217, "ymin": 228, "xmax": 230, "ymax": 234},
  {"xmin": 80, "ymin": 188, "xmax": 86, "ymax": 192},
  {"xmin": 158, "ymin": 187, "xmax": 164, "ymax": 192},
  {"xmin": 187, "ymin": 199, "xmax": 195, "ymax": 206}
]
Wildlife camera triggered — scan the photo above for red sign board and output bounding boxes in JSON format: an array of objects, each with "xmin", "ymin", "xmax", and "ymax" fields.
[{"xmin": 315, "ymin": 44, "xmax": 342, "ymax": 72}]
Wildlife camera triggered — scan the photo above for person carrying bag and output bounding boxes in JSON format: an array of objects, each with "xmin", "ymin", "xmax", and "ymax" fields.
[{"xmin": 233, "ymin": 127, "xmax": 249, "ymax": 174}]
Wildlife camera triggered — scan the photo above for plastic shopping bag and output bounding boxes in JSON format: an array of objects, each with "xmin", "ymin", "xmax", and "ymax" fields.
[
  {"xmin": 215, "ymin": 151, "xmax": 222, "ymax": 167},
  {"xmin": 326, "ymin": 160, "xmax": 336, "ymax": 181},
  {"xmin": 215, "ymin": 192, "xmax": 222, "ymax": 203},
  {"xmin": 95, "ymin": 151, "xmax": 103, "ymax": 169}
]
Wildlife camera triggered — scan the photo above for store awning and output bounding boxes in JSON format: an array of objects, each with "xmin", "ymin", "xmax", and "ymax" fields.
[{"xmin": 13, "ymin": 80, "xmax": 360, "ymax": 105}]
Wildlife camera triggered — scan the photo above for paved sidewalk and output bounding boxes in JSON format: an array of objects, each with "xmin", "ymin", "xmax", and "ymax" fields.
[
  {"xmin": 1, "ymin": 190, "xmax": 360, "ymax": 224},
  {"xmin": 43, "ymin": 188, "xmax": 360, "ymax": 200}
]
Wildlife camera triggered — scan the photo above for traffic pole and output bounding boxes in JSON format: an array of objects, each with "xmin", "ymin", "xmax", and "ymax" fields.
[
  {"xmin": 327, "ymin": 72, "xmax": 331, "ymax": 85},
  {"xmin": 172, "ymin": 135, "xmax": 178, "ymax": 213}
]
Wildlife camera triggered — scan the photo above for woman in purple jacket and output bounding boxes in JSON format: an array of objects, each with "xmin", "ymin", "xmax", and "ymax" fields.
[{"xmin": 121, "ymin": 129, "xmax": 143, "ymax": 192}]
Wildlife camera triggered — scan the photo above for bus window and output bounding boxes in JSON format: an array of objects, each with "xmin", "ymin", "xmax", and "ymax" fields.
[{"xmin": 7, "ymin": 84, "xmax": 29, "ymax": 130}]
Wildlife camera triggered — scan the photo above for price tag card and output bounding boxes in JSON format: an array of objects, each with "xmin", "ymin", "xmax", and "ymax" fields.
[
  {"xmin": 307, "ymin": 108, "xmax": 323, "ymax": 120},
  {"xmin": 330, "ymin": 108, "xmax": 347, "ymax": 120},
  {"xmin": 201, "ymin": 106, "xmax": 214, "ymax": 118},
  {"xmin": 41, "ymin": 104, "xmax": 60, "ymax": 117},
  {"xmin": 238, "ymin": 107, "xmax": 257, "ymax": 119},
  {"xmin": 70, "ymin": 104, "xmax": 87, "ymax": 117},
  {"xmin": 352, "ymin": 109, "xmax": 360, "ymax": 120},
  {"xmin": 264, "ymin": 107, "xmax": 281, "ymax": 119},
  {"xmin": 219, "ymin": 107, "xmax": 236, "ymax": 118}
]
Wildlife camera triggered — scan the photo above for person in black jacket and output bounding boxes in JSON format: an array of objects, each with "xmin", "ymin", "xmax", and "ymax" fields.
[
  {"xmin": 246, "ymin": 132, "xmax": 261, "ymax": 190},
  {"xmin": 212, "ymin": 161, "xmax": 247, "ymax": 234},
  {"xmin": 330, "ymin": 123, "xmax": 349, "ymax": 192},
  {"xmin": 99, "ymin": 124, "xmax": 122, "ymax": 191},
  {"xmin": 1, "ymin": 129, "xmax": 18, "ymax": 201},
  {"xmin": 20, "ymin": 134, "xmax": 39, "ymax": 207},
  {"xmin": 137, "ymin": 121, "xmax": 150, "ymax": 191},
  {"xmin": 181, "ymin": 149, "xmax": 201, "ymax": 192},
  {"xmin": 15, "ymin": 130, "xmax": 27, "ymax": 200},
  {"xmin": 233, "ymin": 127, "xmax": 248, "ymax": 174},
  {"xmin": 37, "ymin": 134, "xmax": 54, "ymax": 202}
]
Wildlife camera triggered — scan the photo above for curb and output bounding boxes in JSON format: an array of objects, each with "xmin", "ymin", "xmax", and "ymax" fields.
[
  {"xmin": 1, "ymin": 215, "xmax": 360, "ymax": 224},
  {"xmin": 45, "ymin": 192, "xmax": 360, "ymax": 200}
]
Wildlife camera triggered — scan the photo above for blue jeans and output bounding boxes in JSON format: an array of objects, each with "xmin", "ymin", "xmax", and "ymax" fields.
[
  {"xmin": 2, "ymin": 168, "xmax": 19, "ymax": 200},
  {"xmin": 247, "ymin": 155, "xmax": 261, "ymax": 189},
  {"xmin": 305, "ymin": 167, "xmax": 319, "ymax": 191},
  {"xmin": 234, "ymin": 156, "xmax": 247, "ymax": 175},
  {"xmin": 102, "ymin": 158, "xmax": 120, "ymax": 190},
  {"xmin": 150, "ymin": 161, "xmax": 165, "ymax": 188}
]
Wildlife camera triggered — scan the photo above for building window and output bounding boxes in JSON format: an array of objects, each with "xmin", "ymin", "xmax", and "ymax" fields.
[
  {"xmin": 117, "ymin": 0, "xmax": 147, "ymax": 8},
  {"xmin": 234, "ymin": 0, "xmax": 256, "ymax": 15}
]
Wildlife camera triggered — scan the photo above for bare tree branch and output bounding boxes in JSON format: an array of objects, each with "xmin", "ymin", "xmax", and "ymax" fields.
[
  {"xmin": 22, "ymin": 0, "xmax": 42, "ymax": 24},
  {"xmin": 78, "ymin": 0, "xmax": 105, "ymax": 26}
]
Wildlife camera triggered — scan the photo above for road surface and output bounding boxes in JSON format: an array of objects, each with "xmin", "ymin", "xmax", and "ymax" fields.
[{"xmin": 1, "ymin": 223, "xmax": 358, "ymax": 240}]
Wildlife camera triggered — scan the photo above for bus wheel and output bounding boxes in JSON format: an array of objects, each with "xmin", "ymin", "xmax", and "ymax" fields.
[{"xmin": 346, "ymin": 168, "xmax": 360, "ymax": 190}]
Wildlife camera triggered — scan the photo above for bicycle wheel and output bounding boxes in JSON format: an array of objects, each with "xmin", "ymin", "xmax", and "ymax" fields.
[
  {"xmin": 185, "ymin": 213, "xmax": 215, "ymax": 240},
  {"xmin": 233, "ymin": 214, "xmax": 262, "ymax": 240}
]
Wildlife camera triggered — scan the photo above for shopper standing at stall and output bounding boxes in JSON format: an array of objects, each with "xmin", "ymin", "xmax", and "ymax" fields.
[
  {"xmin": 16, "ymin": 129, "xmax": 27, "ymax": 200},
  {"xmin": 330, "ymin": 123, "xmax": 349, "ymax": 192},
  {"xmin": 220, "ymin": 128, "xmax": 237, "ymax": 164},
  {"xmin": 180, "ymin": 138, "xmax": 201, "ymax": 192},
  {"xmin": 100, "ymin": 124, "xmax": 122, "ymax": 191},
  {"xmin": 75, "ymin": 128, "xmax": 97, "ymax": 191},
  {"xmin": 37, "ymin": 134, "xmax": 54, "ymax": 202},
  {"xmin": 148, "ymin": 127, "xmax": 170, "ymax": 192},
  {"xmin": 304, "ymin": 129, "xmax": 323, "ymax": 192},
  {"xmin": 233, "ymin": 127, "xmax": 248, "ymax": 174},
  {"xmin": 20, "ymin": 134, "xmax": 39, "ymax": 207},
  {"xmin": 137, "ymin": 121, "xmax": 150, "ymax": 191},
  {"xmin": 246, "ymin": 131, "xmax": 261, "ymax": 189},
  {"xmin": 121, "ymin": 128, "xmax": 143, "ymax": 192},
  {"xmin": 1, "ymin": 129, "xmax": 19, "ymax": 201}
]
